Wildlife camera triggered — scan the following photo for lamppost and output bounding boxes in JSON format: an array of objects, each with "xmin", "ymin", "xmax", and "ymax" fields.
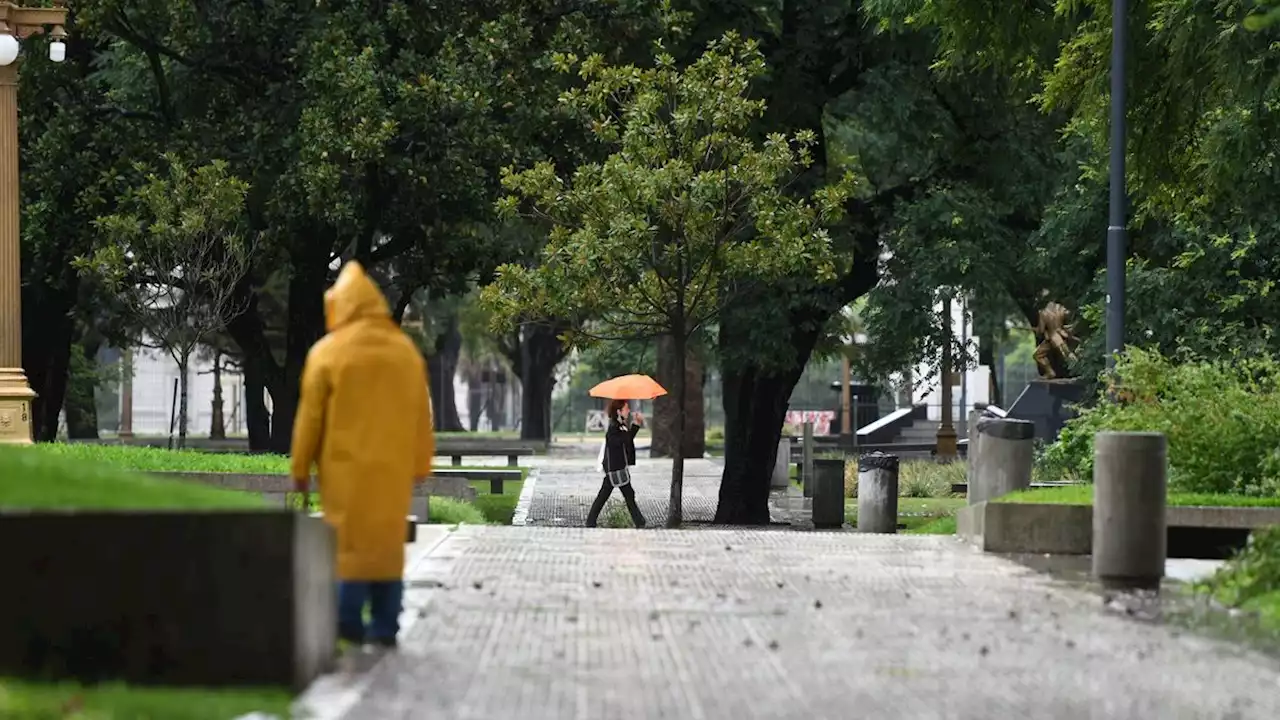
[
  {"xmin": 1106, "ymin": 0, "xmax": 1128, "ymax": 370},
  {"xmin": 935, "ymin": 295, "xmax": 958, "ymax": 460},
  {"xmin": 0, "ymin": 1, "xmax": 68, "ymax": 444}
]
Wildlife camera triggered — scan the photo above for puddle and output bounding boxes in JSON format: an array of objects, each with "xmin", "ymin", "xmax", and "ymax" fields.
[{"xmin": 1003, "ymin": 553, "xmax": 1280, "ymax": 658}]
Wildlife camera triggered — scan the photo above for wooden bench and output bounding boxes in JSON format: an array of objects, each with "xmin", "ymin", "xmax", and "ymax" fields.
[
  {"xmin": 437, "ymin": 446, "xmax": 534, "ymax": 468},
  {"xmin": 432, "ymin": 468, "xmax": 523, "ymax": 495}
]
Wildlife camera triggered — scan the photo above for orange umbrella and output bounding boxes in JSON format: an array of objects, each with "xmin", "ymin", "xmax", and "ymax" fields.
[{"xmin": 589, "ymin": 374, "xmax": 667, "ymax": 400}]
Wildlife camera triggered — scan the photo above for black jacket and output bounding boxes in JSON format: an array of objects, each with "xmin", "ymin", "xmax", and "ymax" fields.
[{"xmin": 602, "ymin": 418, "xmax": 640, "ymax": 473}]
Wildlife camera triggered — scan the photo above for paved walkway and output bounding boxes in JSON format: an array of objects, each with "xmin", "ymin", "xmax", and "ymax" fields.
[
  {"xmin": 521, "ymin": 457, "xmax": 731, "ymax": 526},
  {"xmin": 303, "ymin": 526, "xmax": 1280, "ymax": 719}
]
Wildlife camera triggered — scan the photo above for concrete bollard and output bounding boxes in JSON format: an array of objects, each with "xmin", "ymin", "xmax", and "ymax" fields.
[
  {"xmin": 802, "ymin": 422, "xmax": 816, "ymax": 498},
  {"xmin": 968, "ymin": 417, "xmax": 1035, "ymax": 505},
  {"xmin": 1092, "ymin": 432, "xmax": 1167, "ymax": 590},
  {"xmin": 771, "ymin": 438, "xmax": 791, "ymax": 490},
  {"xmin": 857, "ymin": 452, "xmax": 899, "ymax": 534},
  {"xmin": 811, "ymin": 458, "xmax": 846, "ymax": 528}
]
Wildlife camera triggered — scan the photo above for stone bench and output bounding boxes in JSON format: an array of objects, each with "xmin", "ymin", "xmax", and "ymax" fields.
[
  {"xmin": 432, "ymin": 468, "xmax": 522, "ymax": 495},
  {"xmin": 437, "ymin": 446, "xmax": 534, "ymax": 467}
]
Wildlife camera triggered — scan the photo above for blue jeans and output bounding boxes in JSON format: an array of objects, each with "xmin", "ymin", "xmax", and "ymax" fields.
[{"xmin": 338, "ymin": 580, "xmax": 404, "ymax": 644}]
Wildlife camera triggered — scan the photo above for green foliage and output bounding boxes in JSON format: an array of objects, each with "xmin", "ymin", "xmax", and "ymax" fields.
[
  {"xmin": 843, "ymin": 460, "xmax": 858, "ymax": 498},
  {"xmin": 428, "ymin": 497, "xmax": 488, "ymax": 526},
  {"xmin": 873, "ymin": 0, "xmax": 1280, "ymax": 376},
  {"xmin": 1244, "ymin": 1, "xmax": 1280, "ymax": 29},
  {"xmin": 82, "ymin": 154, "xmax": 253, "ymax": 354},
  {"xmin": 908, "ymin": 515, "xmax": 958, "ymax": 535},
  {"xmin": 1196, "ymin": 526, "xmax": 1280, "ymax": 630},
  {"xmin": 843, "ymin": 459, "xmax": 963, "ymax": 499},
  {"xmin": 898, "ymin": 461, "xmax": 965, "ymax": 498},
  {"xmin": 483, "ymin": 32, "xmax": 857, "ymax": 347},
  {"xmin": 0, "ymin": 447, "xmax": 266, "ymax": 510},
  {"xmin": 473, "ymin": 488, "xmax": 522, "ymax": 525},
  {"xmin": 600, "ymin": 503, "xmax": 636, "ymax": 529},
  {"xmin": 1039, "ymin": 349, "xmax": 1280, "ymax": 495}
]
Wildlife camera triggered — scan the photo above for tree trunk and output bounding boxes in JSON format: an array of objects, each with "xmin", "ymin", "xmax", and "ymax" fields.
[
  {"xmin": 177, "ymin": 352, "xmax": 190, "ymax": 449},
  {"xmin": 21, "ymin": 292, "xmax": 75, "ymax": 442},
  {"xmin": 466, "ymin": 366, "xmax": 483, "ymax": 432},
  {"xmin": 242, "ymin": 360, "xmax": 271, "ymax": 449},
  {"xmin": 714, "ymin": 362, "xmax": 799, "ymax": 525},
  {"xmin": 225, "ymin": 278, "xmax": 279, "ymax": 451},
  {"xmin": 427, "ymin": 312, "xmax": 464, "ymax": 432},
  {"xmin": 506, "ymin": 322, "xmax": 570, "ymax": 442},
  {"xmin": 651, "ymin": 334, "xmax": 705, "ymax": 458},
  {"xmin": 210, "ymin": 352, "xmax": 226, "ymax": 440},
  {"xmin": 667, "ymin": 332, "xmax": 688, "ymax": 527},
  {"xmin": 268, "ymin": 255, "xmax": 328, "ymax": 453}
]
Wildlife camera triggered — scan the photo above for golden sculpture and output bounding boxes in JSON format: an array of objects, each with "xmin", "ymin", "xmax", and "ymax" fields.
[{"xmin": 1032, "ymin": 301, "xmax": 1077, "ymax": 379}]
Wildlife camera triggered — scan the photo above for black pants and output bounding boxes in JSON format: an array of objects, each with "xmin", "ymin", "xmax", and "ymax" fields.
[{"xmin": 585, "ymin": 476, "xmax": 646, "ymax": 528}]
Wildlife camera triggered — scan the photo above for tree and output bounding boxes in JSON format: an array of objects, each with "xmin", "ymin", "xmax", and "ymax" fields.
[
  {"xmin": 871, "ymin": 0, "xmax": 1280, "ymax": 378},
  {"xmin": 83, "ymin": 156, "xmax": 253, "ymax": 447},
  {"xmin": 484, "ymin": 34, "xmax": 855, "ymax": 526},
  {"xmin": 18, "ymin": 20, "xmax": 143, "ymax": 441}
]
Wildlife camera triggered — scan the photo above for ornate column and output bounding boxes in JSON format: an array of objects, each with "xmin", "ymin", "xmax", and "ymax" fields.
[
  {"xmin": 0, "ymin": 61, "xmax": 33, "ymax": 443},
  {"xmin": 0, "ymin": 3, "xmax": 69, "ymax": 443}
]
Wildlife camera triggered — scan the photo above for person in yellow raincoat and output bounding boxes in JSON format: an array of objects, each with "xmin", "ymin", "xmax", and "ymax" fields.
[{"xmin": 290, "ymin": 260, "xmax": 434, "ymax": 649}]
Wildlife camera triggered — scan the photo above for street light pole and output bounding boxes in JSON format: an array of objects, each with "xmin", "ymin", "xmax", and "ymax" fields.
[
  {"xmin": 0, "ymin": 1, "xmax": 68, "ymax": 444},
  {"xmin": 1106, "ymin": 0, "xmax": 1128, "ymax": 370}
]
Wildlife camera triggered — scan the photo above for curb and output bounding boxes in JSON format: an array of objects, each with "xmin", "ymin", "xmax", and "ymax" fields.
[
  {"xmin": 510, "ymin": 468, "xmax": 540, "ymax": 526},
  {"xmin": 290, "ymin": 527, "xmax": 452, "ymax": 720}
]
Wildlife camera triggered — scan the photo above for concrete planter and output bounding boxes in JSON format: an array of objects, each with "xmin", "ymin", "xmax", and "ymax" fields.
[
  {"xmin": 154, "ymin": 471, "xmax": 476, "ymax": 519},
  {"xmin": 958, "ymin": 501, "xmax": 1280, "ymax": 558},
  {"xmin": 0, "ymin": 510, "xmax": 336, "ymax": 690}
]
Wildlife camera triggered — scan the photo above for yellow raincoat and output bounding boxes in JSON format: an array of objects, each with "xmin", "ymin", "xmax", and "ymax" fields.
[{"xmin": 290, "ymin": 261, "xmax": 435, "ymax": 581}]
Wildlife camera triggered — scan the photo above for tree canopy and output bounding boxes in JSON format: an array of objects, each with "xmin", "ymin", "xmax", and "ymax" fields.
[{"xmin": 483, "ymin": 33, "xmax": 855, "ymax": 525}]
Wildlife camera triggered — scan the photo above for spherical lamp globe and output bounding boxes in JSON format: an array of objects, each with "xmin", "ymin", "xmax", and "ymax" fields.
[{"xmin": 0, "ymin": 34, "xmax": 19, "ymax": 67}]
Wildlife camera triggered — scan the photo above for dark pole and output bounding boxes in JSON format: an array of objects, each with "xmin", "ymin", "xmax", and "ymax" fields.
[{"xmin": 1106, "ymin": 0, "xmax": 1128, "ymax": 370}]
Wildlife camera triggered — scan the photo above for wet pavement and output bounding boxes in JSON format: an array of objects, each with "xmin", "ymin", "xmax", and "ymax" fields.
[{"xmin": 304, "ymin": 526, "xmax": 1280, "ymax": 719}]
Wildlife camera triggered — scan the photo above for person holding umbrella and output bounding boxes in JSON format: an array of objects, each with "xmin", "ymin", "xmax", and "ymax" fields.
[
  {"xmin": 586, "ymin": 398, "xmax": 647, "ymax": 528},
  {"xmin": 585, "ymin": 374, "xmax": 667, "ymax": 528}
]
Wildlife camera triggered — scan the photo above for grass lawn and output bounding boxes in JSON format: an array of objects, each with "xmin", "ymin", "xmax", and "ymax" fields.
[
  {"xmin": 0, "ymin": 447, "xmax": 265, "ymax": 510},
  {"xmin": 0, "ymin": 677, "xmax": 291, "ymax": 720},
  {"xmin": 998, "ymin": 485, "xmax": 1280, "ymax": 507},
  {"xmin": 844, "ymin": 496, "xmax": 966, "ymax": 534},
  {"xmin": 27, "ymin": 444, "xmax": 526, "ymax": 524}
]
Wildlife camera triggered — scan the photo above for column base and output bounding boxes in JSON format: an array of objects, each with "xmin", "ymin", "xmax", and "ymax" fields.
[
  {"xmin": 0, "ymin": 367, "xmax": 36, "ymax": 444},
  {"xmin": 935, "ymin": 425, "xmax": 959, "ymax": 459}
]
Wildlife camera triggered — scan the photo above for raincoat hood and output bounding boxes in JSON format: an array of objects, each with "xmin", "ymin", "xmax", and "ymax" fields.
[{"xmin": 325, "ymin": 261, "xmax": 390, "ymax": 332}]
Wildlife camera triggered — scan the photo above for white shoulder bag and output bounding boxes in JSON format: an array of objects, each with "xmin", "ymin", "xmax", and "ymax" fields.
[{"xmin": 604, "ymin": 434, "xmax": 632, "ymax": 488}]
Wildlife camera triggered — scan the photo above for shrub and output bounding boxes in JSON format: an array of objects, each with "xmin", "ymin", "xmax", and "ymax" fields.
[
  {"xmin": 600, "ymin": 503, "xmax": 635, "ymax": 528},
  {"xmin": 1195, "ymin": 525, "xmax": 1280, "ymax": 629},
  {"xmin": 842, "ymin": 458, "xmax": 962, "ymax": 498},
  {"xmin": 1039, "ymin": 348, "xmax": 1280, "ymax": 496},
  {"xmin": 428, "ymin": 497, "xmax": 487, "ymax": 526},
  {"xmin": 843, "ymin": 461, "xmax": 858, "ymax": 498},
  {"xmin": 898, "ymin": 461, "xmax": 964, "ymax": 498}
]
